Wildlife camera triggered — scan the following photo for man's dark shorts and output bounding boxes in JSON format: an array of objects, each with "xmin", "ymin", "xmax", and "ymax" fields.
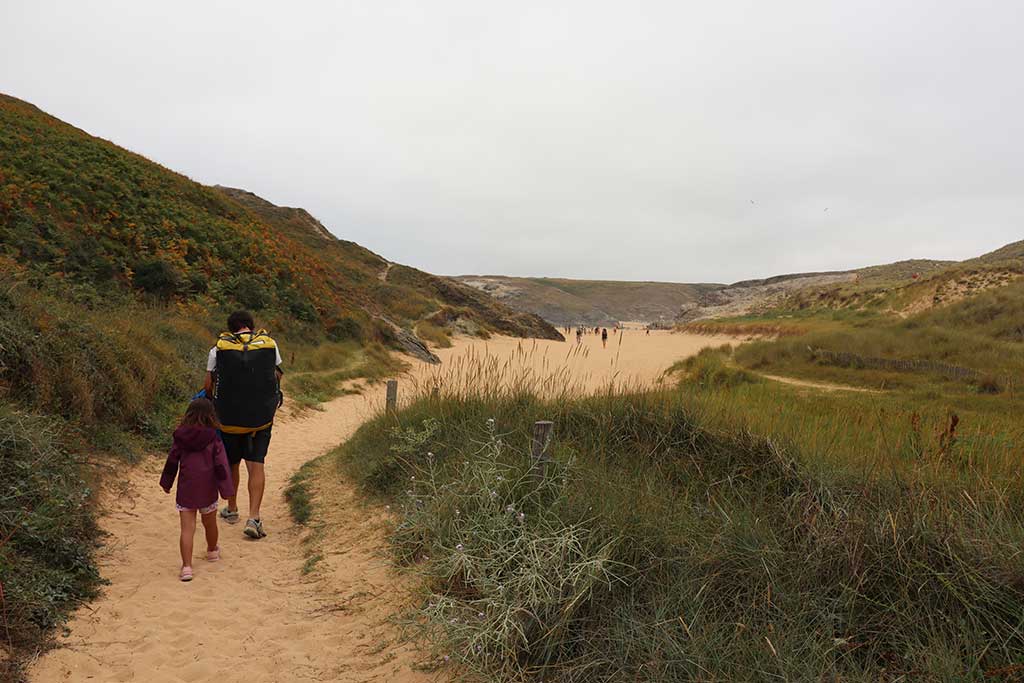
[{"xmin": 222, "ymin": 426, "xmax": 273, "ymax": 465}]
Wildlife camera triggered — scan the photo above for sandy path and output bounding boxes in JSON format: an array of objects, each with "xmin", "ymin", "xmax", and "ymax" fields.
[
  {"xmin": 28, "ymin": 331, "xmax": 729, "ymax": 683},
  {"xmin": 760, "ymin": 374, "xmax": 883, "ymax": 393},
  {"xmin": 28, "ymin": 393, "xmax": 432, "ymax": 683}
]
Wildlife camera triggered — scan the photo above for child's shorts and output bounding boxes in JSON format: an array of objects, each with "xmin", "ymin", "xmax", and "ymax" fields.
[{"xmin": 176, "ymin": 500, "xmax": 218, "ymax": 514}]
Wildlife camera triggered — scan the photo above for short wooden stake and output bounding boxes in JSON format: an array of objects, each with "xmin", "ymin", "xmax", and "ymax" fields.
[
  {"xmin": 530, "ymin": 420, "xmax": 554, "ymax": 481},
  {"xmin": 386, "ymin": 379, "xmax": 398, "ymax": 413}
]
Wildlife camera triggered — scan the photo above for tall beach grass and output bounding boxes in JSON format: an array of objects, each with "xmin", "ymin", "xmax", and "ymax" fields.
[{"xmin": 327, "ymin": 346, "xmax": 1024, "ymax": 682}]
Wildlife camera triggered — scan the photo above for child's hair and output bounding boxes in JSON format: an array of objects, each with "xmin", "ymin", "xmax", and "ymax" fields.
[{"xmin": 181, "ymin": 397, "xmax": 220, "ymax": 429}]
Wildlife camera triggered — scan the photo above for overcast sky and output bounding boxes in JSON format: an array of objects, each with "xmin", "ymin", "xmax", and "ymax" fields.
[{"xmin": 2, "ymin": 1, "xmax": 1021, "ymax": 283}]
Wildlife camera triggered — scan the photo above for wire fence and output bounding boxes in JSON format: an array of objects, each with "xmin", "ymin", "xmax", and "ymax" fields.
[{"xmin": 809, "ymin": 347, "xmax": 984, "ymax": 382}]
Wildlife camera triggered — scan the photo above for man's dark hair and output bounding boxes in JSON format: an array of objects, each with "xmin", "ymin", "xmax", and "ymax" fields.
[{"xmin": 227, "ymin": 310, "xmax": 255, "ymax": 333}]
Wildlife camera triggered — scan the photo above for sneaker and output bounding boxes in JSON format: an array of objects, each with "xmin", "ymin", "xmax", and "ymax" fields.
[
  {"xmin": 220, "ymin": 506, "xmax": 240, "ymax": 525},
  {"xmin": 244, "ymin": 518, "xmax": 267, "ymax": 539}
]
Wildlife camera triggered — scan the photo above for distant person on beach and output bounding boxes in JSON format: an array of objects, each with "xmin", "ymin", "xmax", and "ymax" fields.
[
  {"xmin": 576, "ymin": 327, "xmax": 583, "ymax": 345},
  {"xmin": 160, "ymin": 398, "xmax": 234, "ymax": 582},
  {"xmin": 204, "ymin": 310, "xmax": 283, "ymax": 540},
  {"xmin": 601, "ymin": 328, "xmax": 608, "ymax": 348}
]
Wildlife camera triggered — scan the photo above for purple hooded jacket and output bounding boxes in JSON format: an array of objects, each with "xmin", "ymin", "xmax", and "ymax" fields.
[{"xmin": 159, "ymin": 426, "xmax": 234, "ymax": 510}]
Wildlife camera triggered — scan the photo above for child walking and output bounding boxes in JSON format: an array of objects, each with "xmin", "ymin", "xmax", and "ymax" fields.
[{"xmin": 160, "ymin": 398, "xmax": 234, "ymax": 582}]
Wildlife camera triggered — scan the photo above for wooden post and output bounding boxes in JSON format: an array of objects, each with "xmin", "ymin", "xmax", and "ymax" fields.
[
  {"xmin": 530, "ymin": 420, "xmax": 554, "ymax": 481},
  {"xmin": 386, "ymin": 379, "xmax": 398, "ymax": 413}
]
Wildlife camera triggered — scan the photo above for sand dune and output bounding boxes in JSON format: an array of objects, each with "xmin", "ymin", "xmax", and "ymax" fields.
[{"xmin": 28, "ymin": 331, "xmax": 728, "ymax": 682}]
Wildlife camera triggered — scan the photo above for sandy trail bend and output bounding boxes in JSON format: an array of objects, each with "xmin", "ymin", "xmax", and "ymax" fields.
[
  {"xmin": 28, "ymin": 391, "xmax": 431, "ymax": 683},
  {"xmin": 29, "ymin": 331, "xmax": 730, "ymax": 683}
]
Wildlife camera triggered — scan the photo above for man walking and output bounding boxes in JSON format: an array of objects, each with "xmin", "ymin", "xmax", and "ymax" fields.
[{"xmin": 204, "ymin": 310, "xmax": 283, "ymax": 540}]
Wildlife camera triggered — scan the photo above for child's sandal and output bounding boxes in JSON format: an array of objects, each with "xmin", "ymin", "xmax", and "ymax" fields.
[
  {"xmin": 206, "ymin": 546, "xmax": 221, "ymax": 562},
  {"xmin": 180, "ymin": 566, "xmax": 194, "ymax": 582}
]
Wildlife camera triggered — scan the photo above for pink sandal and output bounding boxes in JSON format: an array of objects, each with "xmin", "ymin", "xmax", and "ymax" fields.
[
  {"xmin": 180, "ymin": 566, "xmax": 194, "ymax": 582},
  {"xmin": 206, "ymin": 546, "xmax": 221, "ymax": 562}
]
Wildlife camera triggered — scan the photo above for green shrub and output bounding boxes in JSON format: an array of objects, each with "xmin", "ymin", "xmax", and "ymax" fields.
[
  {"xmin": 416, "ymin": 321, "xmax": 453, "ymax": 349},
  {"xmin": 977, "ymin": 375, "xmax": 1004, "ymax": 394},
  {"xmin": 133, "ymin": 258, "xmax": 184, "ymax": 298},
  {"xmin": 285, "ymin": 343, "xmax": 406, "ymax": 409},
  {"xmin": 285, "ymin": 461, "xmax": 317, "ymax": 525},
  {"xmin": 0, "ymin": 406, "xmax": 101, "ymax": 670},
  {"xmin": 327, "ymin": 316, "xmax": 364, "ymax": 343},
  {"xmin": 0, "ymin": 287, "xmax": 197, "ymax": 429},
  {"xmin": 669, "ymin": 348, "xmax": 761, "ymax": 389},
  {"xmin": 275, "ymin": 286, "xmax": 318, "ymax": 323},
  {"xmin": 228, "ymin": 273, "xmax": 272, "ymax": 310},
  {"xmin": 731, "ymin": 284, "xmax": 1024, "ymax": 392}
]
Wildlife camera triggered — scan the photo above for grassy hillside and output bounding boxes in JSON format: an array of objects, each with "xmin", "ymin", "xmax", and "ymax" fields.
[
  {"xmin": 680, "ymin": 249, "xmax": 1024, "ymax": 400},
  {"xmin": 777, "ymin": 259, "xmax": 1021, "ymax": 317},
  {"xmin": 0, "ymin": 93, "xmax": 558, "ymax": 344},
  {"xmin": 970, "ymin": 239, "xmax": 1024, "ymax": 265},
  {"xmin": 729, "ymin": 297, "xmax": 1024, "ymax": 396},
  {"xmin": 853, "ymin": 258, "xmax": 954, "ymax": 284}
]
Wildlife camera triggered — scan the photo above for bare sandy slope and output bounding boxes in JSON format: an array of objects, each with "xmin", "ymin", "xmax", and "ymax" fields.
[{"xmin": 28, "ymin": 331, "xmax": 727, "ymax": 683}]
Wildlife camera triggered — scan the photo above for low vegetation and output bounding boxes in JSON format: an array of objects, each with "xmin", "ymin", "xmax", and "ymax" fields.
[
  {"xmin": 285, "ymin": 461, "xmax": 318, "ymax": 527},
  {"xmin": 679, "ymin": 320, "xmax": 809, "ymax": 338},
  {"xmin": 785, "ymin": 262, "xmax": 1023, "ymax": 317},
  {"xmin": 416, "ymin": 321, "xmax": 454, "ymax": 349},
  {"xmin": 665, "ymin": 346, "xmax": 762, "ymax": 389},
  {"xmin": 0, "ymin": 408, "xmax": 100, "ymax": 683},
  {"xmin": 316, "ymin": 347, "xmax": 1024, "ymax": 682},
  {"xmin": 681, "ymin": 279, "xmax": 1024, "ymax": 398},
  {"xmin": 285, "ymin": 342, "xmax": 408, "ymax": 409}
]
